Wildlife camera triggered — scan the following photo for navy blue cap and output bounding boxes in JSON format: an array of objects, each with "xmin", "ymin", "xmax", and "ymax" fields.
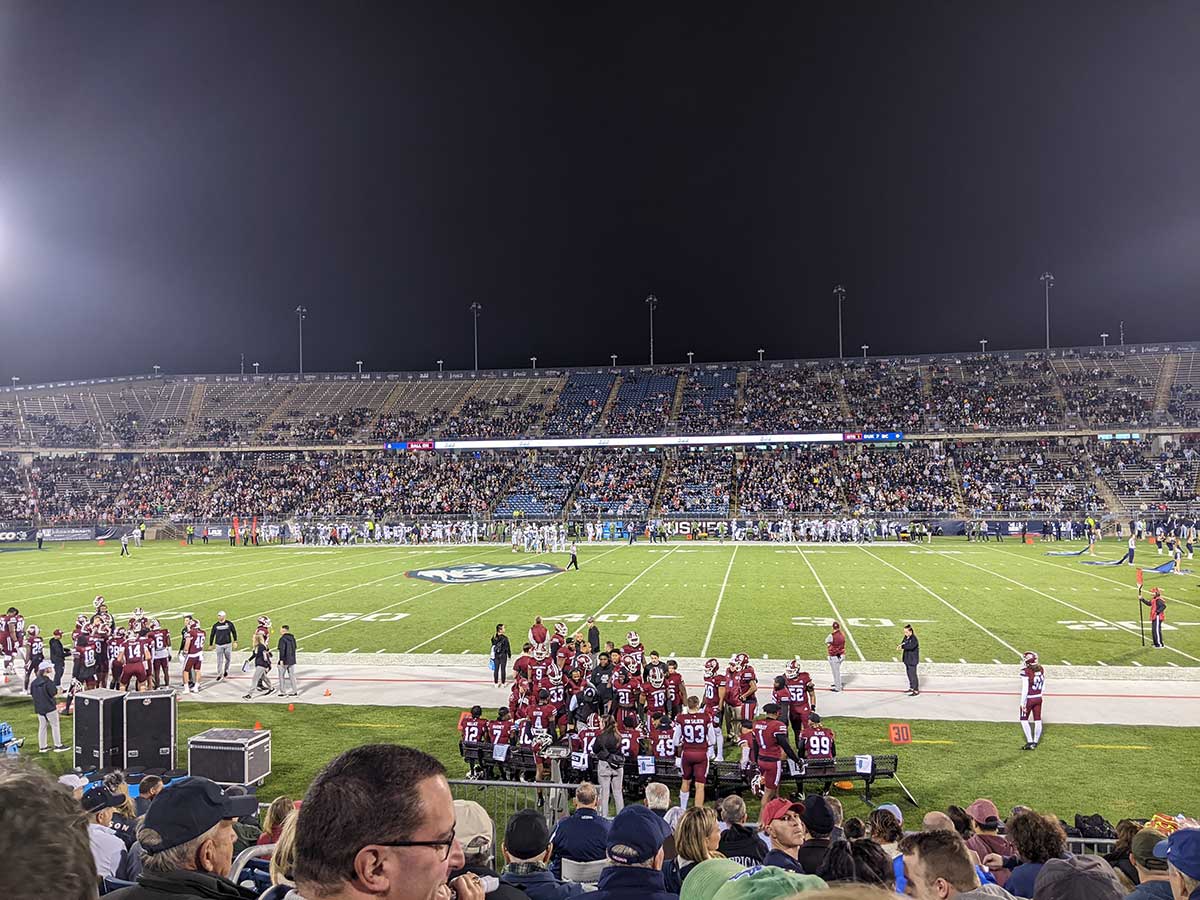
[
  {"xmin": 1155, "ymin": 828, "xmax": 1200, "ymax": 880},
  {"xmin": 606, "ymin": 804, "xmax": 672, "ymax": 864},
  {"xmin": 81, "ymin": 784, "xmax": 124, "ymax": 814},
  {"xmin": 139, "ymin": 776, "xmax": 259, "ymax": 853}
]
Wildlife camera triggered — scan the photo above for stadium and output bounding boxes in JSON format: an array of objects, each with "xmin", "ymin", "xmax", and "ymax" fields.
[{"xmin": 3, "ymin": 5, "xmax": 1200, "ymax": 900}]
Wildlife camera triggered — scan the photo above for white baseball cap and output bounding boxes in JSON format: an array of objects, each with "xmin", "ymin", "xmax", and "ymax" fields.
[
  {"xmin": 38, "ymin": 660, "xmax": 54, "ymax": 671},
  {"xmin": 218, "ymin": 611, "xmax": 227, "ymax": 617}
]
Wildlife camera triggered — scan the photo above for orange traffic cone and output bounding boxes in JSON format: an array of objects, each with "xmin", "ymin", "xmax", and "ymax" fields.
[
  {"xmin": 323, "ymin": 688, "xmax": 332, "ymax": 697},
  {"xmin": 254, "ymin": 721, "xmax": 263, "ymax": 730},
  {"xmin": 287, "ymin": 703, "xmax": 295, "ymax": 712}
]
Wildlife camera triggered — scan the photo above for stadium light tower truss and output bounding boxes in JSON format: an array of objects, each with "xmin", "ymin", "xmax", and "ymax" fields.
[
  {"xmin": 530, "ymin": 356, "xmax": 537, "ymax": 371},
  {"xmin": 861, "ymin": 344, "xmax": 869, "ymax": 360},
  {"xmin": 1100, "ymin": 332, "xmax": 1109, "ymax": 347},
  {"xmin": 469, "ymin": 302, "xmax": 482, "ymax": 373},
  {"xmin": 356, "ymin": 360, "xmax": 364, "ymax": 374},
  {"xmin": 610, "ymin": 354, "xmax": 617, "ymax": 368},
  {"xmin": 253, "ymin": 362, "xmax": 261, "ymax": 375},
  {"xmin": 152, "ymin": 365, "xmax": 161, "ymax": 377},
  {"xmin": 646, "ymin": 294, "xmax": 657, "ymax": 365},
  {"xmin": 833, "ymin": 285, "xmax": 846, "ymax": 359},
  {"xmin": 979, "ymin": 339, "xmax": 988, "ymax": 354},
  {"xmin": 295, "ymin": 306, "xmax": 307, "ymax": 374},
  {"xmin": 437, "ymin": 359, "xmax": 444, "ymax": 372},
  {"xmin": 687, "ymin": 351, "xmax": 694, "ymax": 366},
  {"xmin": 757, "ymin": 348, "xmax": 765, "ymax": 363},
  {"xmin": 1040, "ymin": 272, "xmax": 1054, "ymax": 349}
]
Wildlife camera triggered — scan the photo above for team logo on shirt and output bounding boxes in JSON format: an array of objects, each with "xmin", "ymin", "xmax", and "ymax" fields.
[{"xmin": 404, "ymin": 563, "xmax": 564, "ymax": 584}]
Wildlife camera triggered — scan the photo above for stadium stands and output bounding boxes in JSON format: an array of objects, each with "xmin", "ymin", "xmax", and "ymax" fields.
[{"xmin": 543, "ymin": 372, "xmax": 615, "ymax": 436}]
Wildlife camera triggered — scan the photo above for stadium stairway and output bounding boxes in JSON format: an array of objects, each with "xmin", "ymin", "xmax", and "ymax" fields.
[
  {"xmin": 648, "ymin": 449, "xmax": 673, "ymax": 514},
  {"xmin": 594, "ymin": 374, "xmax": 624, "ymax": 433},
  {"xmin": 183, "ymin": 384, "xmax": 207, "ymax": 440},
  {"xmin": 1155, "ymin": 353, "xmax": 1180, "ymax": 418},
  {"xmin": 667, "ymin": 374, "xmax": 687, "ymax": 432},
  {"xmin": 944, "ymin": 453, "xmax": 969, "ymax": 516}
]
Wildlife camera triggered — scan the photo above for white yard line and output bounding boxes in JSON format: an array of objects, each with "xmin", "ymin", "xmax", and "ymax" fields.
[
  {"xmin": 3, "ymin": 552, "xmax": 237, "ymax": 595},
  {"xmin": 948, "ymin": 554, "xmax": 1200, "ymax": 665},
  {"xmin": 856, "ymin": 546, "xmax": 1023, "ymax": 659},
  {"xmin": 701, "ymin": 546, "xmax": 739, "ymax": 659},
  {"xmin": 993, "ymin": 547, "xmax": 1200, "ymax": 612},
  {"xmin": 796, "ymin": 548, "xmax": 866, "ymax": 662},
  {"xmin": 591, "ymin": 546, "xmax": 680, "ymax": 618},
  {"xmin": 407, "ymin": 545, "xmax": 626, "ymax": 653}
]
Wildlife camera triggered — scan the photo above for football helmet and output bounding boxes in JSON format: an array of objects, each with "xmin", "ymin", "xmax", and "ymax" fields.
[
  {"xmin": 750, "ymin": 773, "xmax": 765, "ymax": 798},
  {"xmin": 93, "ymin": 595, "xmax": 105, "ymax": 609},
  {"xmin": 704, "ymin": 658, "xmax": 720, "ymax": 677},
  {"xmin": 149, "ymin": 619, "xmax": 161, "ymax": 630},
  {"xmin": 785, "ymin": 659, "xmax": 801, "ymax": 679},
  {"xmin": 647, "ymin": 668, "xmax": 665, "ymax": 688},
  {"xmin": 626, "ymin": 631, "xmax": 641, "ymax": 647},
  {"xmin": 132, "ymin": 607, "xmax": 145, "ymax": 619},
  {"xmin": 532, "ymin": 732, "xmax": 553, "ymax": 753},
  {"xmin": 623, "ymin": 656, "xmax": 640, "ymax": 674},
  {"xmin": 548, "ymin": 665, "xmax": 563, "ymax": 685},
  {"xmin": 532, "ymin": 643, "xmax": 550, "ymax": 661},
  {"xmin": 114, "ymin": 628, "xmax": 128, "ymax": 640},
  {"xmin": 257, "ymin": 615, "xmax": 271, "ymax": 628},
  {"xmin": 554, "ymin": 622, "xmax": 568, "ymax": 637},
  {"xmin": 586, "ymin": 713, "xmax": 601, "ymax": 730},
  {"xmin": 27, "ymin": 624, "xmax": 39, "ymax": 637},
  {"xmin": 1022, "ymin": 651, "xmax": 1039, "ymax": 667},
  {"xmin": 735, "ymin": 652, "xmax": 750, "ymax": 670},
  {"xmin": 76, "ymin": 614, "xmax": 88, "ymax": 627}
]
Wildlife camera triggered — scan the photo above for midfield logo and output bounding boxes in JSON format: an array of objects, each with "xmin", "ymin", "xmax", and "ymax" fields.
[{"xmin": 405, "ymin": 562, "xmax": 564, "ymax": 584}]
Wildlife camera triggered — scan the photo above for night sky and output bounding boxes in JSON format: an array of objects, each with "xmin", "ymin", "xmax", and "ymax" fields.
[{"xmin": 1, "ymin": 2, "xmax": 1199, "ymax": 383}]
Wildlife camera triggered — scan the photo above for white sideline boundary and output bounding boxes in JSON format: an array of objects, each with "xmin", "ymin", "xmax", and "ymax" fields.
[{"xmin": 701, "ymin": 545, "xmax": 738, "ymax": 658}]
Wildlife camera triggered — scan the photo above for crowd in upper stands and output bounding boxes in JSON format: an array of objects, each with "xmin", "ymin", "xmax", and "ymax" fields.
[
  {"xmin": 572, "ymin": 451, "xmax": 662, "ymax": 519},
  {"xmin": 952, "ymin": 441, "xmax": 1103, "ymax": 515}
]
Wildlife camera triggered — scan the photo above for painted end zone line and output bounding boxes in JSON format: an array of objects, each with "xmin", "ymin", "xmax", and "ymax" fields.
[
  {"xmin": 796, "ymin": 547, "xmax": 865, "ymax": 662},
  {"xmin": 856, "ymin": 546, "xmax": 1022, "ymax": 659},
  {"xmin": 701, "ymin": 545, "xmax": 738, "ymax": 658}
]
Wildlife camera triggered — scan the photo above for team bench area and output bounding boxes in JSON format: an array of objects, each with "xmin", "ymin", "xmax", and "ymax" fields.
[{"xmin": 459, "ymin": 741, "xmax": 917, "ymax": 807}]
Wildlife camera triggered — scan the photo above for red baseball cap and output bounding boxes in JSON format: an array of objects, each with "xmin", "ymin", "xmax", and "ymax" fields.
[{"xmin": 761, "ymin": 797, "xmax": 805, "ymax": 826}]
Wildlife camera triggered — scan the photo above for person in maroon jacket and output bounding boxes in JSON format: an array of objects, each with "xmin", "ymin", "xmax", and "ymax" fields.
[
  {"xmin": 1141, "ymin": 586, "xmax": 1167, "ymax": 649},
  {"xmin": 825, "ymin": 621, "xmax": 846, "ymax": 692}
]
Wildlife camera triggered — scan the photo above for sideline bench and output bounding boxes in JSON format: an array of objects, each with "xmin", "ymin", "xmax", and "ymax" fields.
[{"xmin": 460, "ymin": 742, "xmax": 916, "ymax": 806}]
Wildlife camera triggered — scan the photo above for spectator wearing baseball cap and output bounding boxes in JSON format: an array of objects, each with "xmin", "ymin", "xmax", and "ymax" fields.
[
  {"xmin": 500, "ymin": 808, "xmax": 589, "ymax": 900},
  {"xmin": 760, "ymin": 798, "xmax": 807, "ymax": 874},
  {"xmin": 709, "ymin": 864, "xmax": 825, "ymax": 900},
  {"xmin": 450, "ymin": 800, "xmax": 525, "ymax": 900},
  {"xmin": 964, "ymin": 799, "xmax": 1015, "ymax": 888},
  {"xmin": 82, "ymin": 783, "xmax": 128, "ymax": 879},
  {"xmin": 592, "ymin": 804, "xmax": 676, "ymax": 900},
  {"xmin": 795, "ymin": 795, "xmax": 836, "ymax": 873},
  {"xmin": 30, "ymin": 659, "xmax": 68, "ymax": 753},
  {"xmin": 1033, "ymin": 856, "xmax": 1124, "ymax": 900},
  {"xmin": 105, "ymin": 776, "xmax": 260, "ymax": 899},
  {"xmin": 1125, "ymin": 828, "xmax": 1174, "ymax": 900},
  {"xmin": 1154, "ymin": 828, "xmax": 1200, "ymax": 900}
]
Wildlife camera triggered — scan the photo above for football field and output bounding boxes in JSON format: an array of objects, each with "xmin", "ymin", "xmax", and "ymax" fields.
[{"xmin": 5, "ymin": 537, "xmax": 1200, "ymax": 668}]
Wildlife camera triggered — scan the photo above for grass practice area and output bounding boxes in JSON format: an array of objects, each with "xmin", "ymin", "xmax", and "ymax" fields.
[
  {"xmin": 5, "ymin": 537, "xmax": 1200, "ymax": 666},
  {"xmin": 2, "ymin": 697, "xmax": 1193, "ymax": 821}
]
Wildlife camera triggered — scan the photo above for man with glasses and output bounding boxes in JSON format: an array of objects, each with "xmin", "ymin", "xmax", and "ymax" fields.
[{"xmin": 293, "ymin": 744, "xmax": 485, "ymax": 900}]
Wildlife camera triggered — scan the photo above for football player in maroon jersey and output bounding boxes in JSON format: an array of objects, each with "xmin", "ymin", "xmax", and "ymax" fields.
[
  {"xmin": 733, "ymin": 653, "xmax": 759, "ymax": 723},
  {"xmin": 118, "ymin": 626, "xmax": 151, "ymax": 692},
  {"xmin": 612, "ymin": 657, "xmax": 644, "ymax": 721},
  {"xmin": 92, "ymin": 621, "xmax": 111, "ymax": 687},
  {"xmin": 621, "ymin": 631, "xmax": 645, "ymax": 672},
  {"xmin": 513, "ymin": 642, "xmax": 534, "ymax": 681},
  {"xmin": 550, "ymin": 622, "xmax": 569, "ymax": 659},
  {"xmin": 460, "ymin": 704, "xmax": 490, "ymax": 776},
  {"xmin": 571, "ymin": 712, "xmax": 601, "ymax": 757},
  {"xmin": 1019, "ymin": 651, "xmax": 1045, "ymax": 750},
  {"xmin": 23, "ymin": 625, "xmax": 45, "ymax": 692},
  {"xmin": 751, "ymin": 702, "xmax": 801, "ymax": 807},
  {"xmin": 148, "ymin": 619, "xmax": 171, "ymax": 688},
  {"xmin": 1, "ymin": 609, "xmax": 18, "ymax": 675},
  {"xmin": 648, "ymin": 713, "xmax": 677, "ymax": 763},
  {"xmin": 107, "ymin": 628, "xmax": 126, "ymax": 690},
  {"xmin": 701, "ymin": 658, "xmax": 727, "ymax": 755},
  {"xmin": 74, "ymin": 626, "xmax": 99, "ymax": 690},
  {"xmin": 723, "ymin": 658, "xmax": 744, "ymax": 740},
  {"xmin": 181, "ymin": 620, "xmax": 205, "ymax": 693},
  {"xmin": 799, "ymin": 712, "xmax": 838, "ymax": 769},
  {"xmin": 528, "ymin": 643, "xmax": 553, "ymax": 684},
  {"xmin": 617, "ymin": 713, "xmax": 644, "ymax": 760},
  {"xmin": 529, "ymin": 616, "xmax": 549, "ymax": 647},
  {"xmin": 665, "ymin": 659, "xmax": 685, "ymax": 718},
  {"xmin": 644, "ymin": 667, "xmax": 669, "ymax": 722},
  {"xmin": 674, "ymin": 695, "xmax": 717, "ymax": 809},
  {"xmin": 783, "ymin": 660, "xmax": 817, "ymax": 743},
  {"xmin": 508, "ymin": 677, "xmax": 531, "ymax": 720}
]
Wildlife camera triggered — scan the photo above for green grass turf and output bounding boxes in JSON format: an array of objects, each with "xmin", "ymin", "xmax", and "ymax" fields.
[
  {"xmin": 4, "ymin": 537, "xmax": 1199, "ymax": 666},
  {"xmin": 2, "ymin": 697, "xmax": 1193, "ymax": 821}
]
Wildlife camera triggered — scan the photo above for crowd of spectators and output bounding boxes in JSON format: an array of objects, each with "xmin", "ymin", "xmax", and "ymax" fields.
[
  {"xmin": 26, "ymin": 414, "xmax": 101, "ymax": 447},
  {"xmin": 839, "ymin": 363, "xmax": 926, "ymax": 434},
  {"xmin": 263, "ymin": 408, "xmax": 373, "ymax": 444},
  {"xmin": 544, "ymin": 373, "xmax": 616, "ymax": 437},
  {"xmin": 495, "ymin": 451, "xmax": 584, "ymax": 518},
  {"xmin": 573, "ymin": 450, "xmax": 661, "ymax": 519},
  {"xmin": 0, "ymin": 453, "xmax": 33, "ymax": 520},
  {"xmin": 677, "ymin": 371, "xmax": 738, "ymax": 435},
  {"xmin": 26, "ymin": 457, "xmax": 131, "ymax": 523},
  {"xmin": 603, "ymin": 374, "xmax": 678, "ymax": 436},
  {"xmin": 1168, "ymin": 385, "xmax": 1200, "ymax": 426},
  {"xmin": 927, "ymin": 360, "xmax": 1063, "ymax": 431},
  {"xmin": 443, "ymin": 398, "xmax": 546, "ymax": 440},
  {"xmin": 1088, "ymin": 440, "xmax": 1199, "ymax": 508},
  {"xmin": 738, "ymin": 369, "xmax": 846, "ymax": 433},
  {"xmin": 5, "ymin": 745, "xmax": 1197, "ymax": 900},
  {"xmin": 372, "ymin": 409, "xmax": 450, "ymax": 441},
  {"xmin": 952, "ymin": 441, "xmax": 1102, "ymax": 514},
  {"xmin": 736, "ymin": 448, "xmax": 844, "ymax": 515},
  {"xmin": 841, "ymin": 446, "xmax": 957, "ymax": 514},
  {"xmin": 656, "ymin": 450, "xmax": 731, "ymax": 517}
]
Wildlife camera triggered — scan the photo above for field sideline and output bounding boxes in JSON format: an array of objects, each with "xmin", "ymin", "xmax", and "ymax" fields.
[{"xmin": 3, "ymin": 537, "xmax": 1200, "ymax": 667}]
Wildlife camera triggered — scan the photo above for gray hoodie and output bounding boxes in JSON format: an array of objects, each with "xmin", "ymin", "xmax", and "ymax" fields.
[{"xmin": 958, "ymin": 884, "xmax": 1019, "ymax": 899}]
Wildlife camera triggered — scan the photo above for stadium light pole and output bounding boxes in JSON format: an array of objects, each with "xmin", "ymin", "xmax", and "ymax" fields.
[
  {"xmin": 979, "ymin": 339, "xmax": 988, "ymax": 354},
  {"xmin": 295, "ymin": 306, "xmax": 307, "ymax": 374},
  {"xmin": 645, "ymin": 294, "xmax": 657, "ymax": 365},
  {"xmin": 1100, "ymin": 332, "xmax": 1109, "ymax": 347},
  {"xmin": 469, "ymin": 302, "xmax": 482, "ymax": 373},
  {"xmin": 530, "ymin": 356, "xmax": 537, "ymax": 372},
  {"xmin": 253, "ymin": 362, "xmax": 260, "ymax": 375},
  {"xmin": 356, "ymin": 360, "xmax": 363, "ymax": 374},
  {"xmin": 757, "ymin": 348, "xmax": 765, "ymax": 363},
  {"xmin": 1119, "ymin": 321, "xmax": 1125, "ymax": 346},
  {"xmin": 10, "ymin": 376, "xmax": 17, "ymax": 388},
  {"xmin": 240, "ymin": 353, "xmax": 245, "ymax": 375},
  {"xmin": 437, "ymin": 359, "xmax": 444, "ymax": 373},
  {"xmin": 833, "ymin": 284, "xmax": 846, "ymax": 359},
  {"xmin": 610, "ymin": 354, "xmax": 617, "ymax": 368},
  {"xmin": 1040, "ymin": 272, "xmax": 1054, "ymax": 350},
  {"xmin": 861, "ymin": 344, "xmax": 869, "ymax": 360},
  {"xmin": 687, "ymin": 351, "xmax": 694, "ymax": 366},
  {"xmin": 152, "ymin": 365, "xmax": 161, "ymax": 377}
]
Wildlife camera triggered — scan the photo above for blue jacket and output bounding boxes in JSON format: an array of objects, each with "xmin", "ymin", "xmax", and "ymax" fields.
[
  {"xmin": 550, "ymin": 808, "xmax": 611, "ymax": 877},
  {"xmin": 1126, "ymin": 881, "xmax": 1175, "ymax": 900},
  {"xmin": 500, "ymin": 867, "xmax": 589, "ymax": 900},
  {"xmin": 763, "ymin": 849, "xmax": 806, "ymax": 874},
  {"xmin": 1003, "ymin": 861, "xmax": 1046, "ymax": 898},
  {"xmin": 591, "ymin": 865, "xmax": 678, "ymax": 900}
]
